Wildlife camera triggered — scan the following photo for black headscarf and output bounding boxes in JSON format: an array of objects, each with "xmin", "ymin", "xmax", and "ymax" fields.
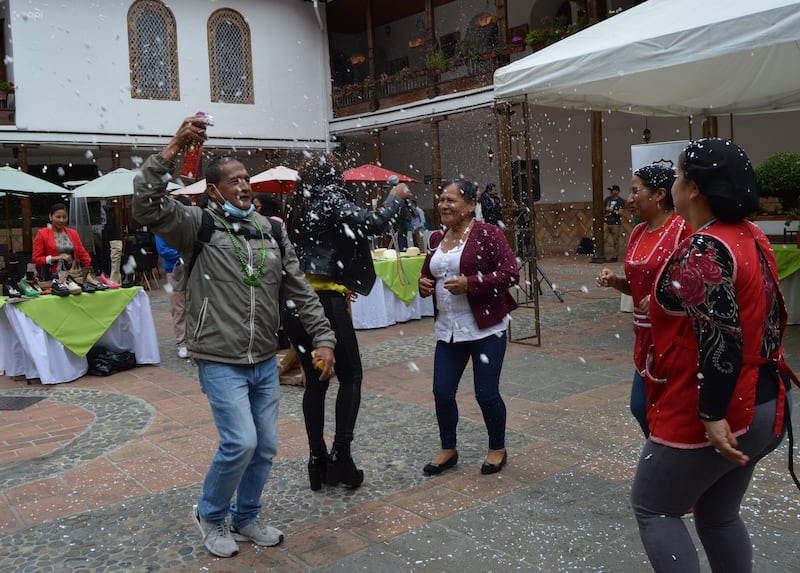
[{"xmin": 681, "ymin": 138, "xmax": 759, "ymax": 223}]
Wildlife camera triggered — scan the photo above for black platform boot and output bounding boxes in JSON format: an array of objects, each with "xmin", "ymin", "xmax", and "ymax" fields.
[
  {"xmin": 308, "ymin": 446, "xmax": 328, "ymax": 491},
  {"xmin": 326, "ymin": 443, "xmax": 364, "ymax": 488}
]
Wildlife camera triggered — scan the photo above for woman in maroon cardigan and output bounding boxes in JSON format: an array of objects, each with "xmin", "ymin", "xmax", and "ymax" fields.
[
  {"xmin": 32, "ymin": 202, "xmax": 93, "ymax": 276},
  {"xmin": 418, "ymin": 178, "xmax": 519, "ymax": 476}
]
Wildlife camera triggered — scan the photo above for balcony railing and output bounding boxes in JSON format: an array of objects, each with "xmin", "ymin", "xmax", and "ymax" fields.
[
  {"xmin": 332, "ymin": 46, "xmax": 526, "ymax": 116},
  {"xmin": 0, "ymin": 92, "xmax": 16, "ymax": 125}
]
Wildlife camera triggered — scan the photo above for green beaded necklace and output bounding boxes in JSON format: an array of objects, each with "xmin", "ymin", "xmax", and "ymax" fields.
[{"xmin": 212, "ymin": 213, "xmax": 267, "ymax": 287}]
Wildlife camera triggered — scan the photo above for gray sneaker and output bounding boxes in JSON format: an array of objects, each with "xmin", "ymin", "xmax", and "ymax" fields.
[
  {"xmin": 191, "ymin": 505, "xmax": 239, "ymax": 558},
  {"xmin": 231, "ymin": 519, "xmax": 284, "ymax": 547}
]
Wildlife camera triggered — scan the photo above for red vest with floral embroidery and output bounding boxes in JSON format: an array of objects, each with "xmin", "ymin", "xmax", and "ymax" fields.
[{"xmin": 646, "ymin": 220, "xmax": 783, "ymax": 447}]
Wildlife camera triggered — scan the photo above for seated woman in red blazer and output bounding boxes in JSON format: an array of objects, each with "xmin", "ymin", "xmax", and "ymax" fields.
[{"xmin": 32, "ymin": 203, "xmax": 93, "ymax": 294}]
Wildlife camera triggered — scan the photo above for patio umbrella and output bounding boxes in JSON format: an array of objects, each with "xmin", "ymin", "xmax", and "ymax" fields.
[
  {"xmin": 171, "ymin": 178, "xmax": 207, "ymax": 196},
  {"xmin": 343, "ymin": 164, "xmax": 421, "ymax": 184},
  {"xmin": 71, "ymin": 168, "xmax": 181, "ymax": 198},
  {"xmin": 251, "ymin": 165, "xmax": 299, "ymax": 193},
  {"xmin": 0, "ymin": 166, "xmax": 71, "ymax": 251},
  {"xmin": 170, "ymin": 166, "xmax": 300, "ymax": 197},
  {"xmin": 0, "ymin": 166, "xmax": 71, "ymax": 195}
]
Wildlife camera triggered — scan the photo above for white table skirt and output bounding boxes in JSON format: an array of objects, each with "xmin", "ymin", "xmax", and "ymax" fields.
[
  {"xmin": 351, "ymin": 277, "xmax": 434, "ymax": 329},
  {"xmin": 0, "ymin": 289, "xmax": 160, "ymax": 384}
]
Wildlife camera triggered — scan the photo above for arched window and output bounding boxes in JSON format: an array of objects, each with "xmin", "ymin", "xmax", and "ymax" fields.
[
  {"xmin": 127, "ymin": 0, "xmax": 180, "ymax": 100},
  {"xmin": 208, "ymin": 9, "xmax": 254, "ymax": 104}
]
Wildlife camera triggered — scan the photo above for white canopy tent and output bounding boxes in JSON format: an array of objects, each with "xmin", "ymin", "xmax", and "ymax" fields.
[{"xmin": 493, "ymin": 0, "xmax": 800, "ymax": 117}]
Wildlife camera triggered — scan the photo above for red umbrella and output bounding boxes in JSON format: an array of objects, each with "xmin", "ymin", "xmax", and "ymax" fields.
[
  {"xmin": 251, "ymin": 166, "xmax": 298, "ymax": 194},
  {"xmin": 343, "ymin": 164, "xmax": 421, "ymax": 184}
]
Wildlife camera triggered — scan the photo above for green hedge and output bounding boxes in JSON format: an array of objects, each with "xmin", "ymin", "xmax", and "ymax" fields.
[{"xmin": 755, "ymin": 152, "xmax": 800, "ymax": 211}]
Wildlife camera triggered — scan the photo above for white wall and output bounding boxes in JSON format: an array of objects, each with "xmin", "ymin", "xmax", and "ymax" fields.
[{"xmin": 5, "ymin": 0, "xmax": 329, "ymax": 145}]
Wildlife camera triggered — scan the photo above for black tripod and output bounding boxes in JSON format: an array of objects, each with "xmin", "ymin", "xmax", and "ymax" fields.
[
  {"xmin": 515, "ymin": 210, "xmax": 563, "ymax": 303},
  {"xmin": 536, "ymin": 262, "xmax": 563, "ymax": 302}
]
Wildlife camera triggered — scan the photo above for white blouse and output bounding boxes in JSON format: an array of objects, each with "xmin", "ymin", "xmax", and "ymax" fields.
[{"xmin": 429, "ymin": 243, "xmax": 509, "ymax": 343}]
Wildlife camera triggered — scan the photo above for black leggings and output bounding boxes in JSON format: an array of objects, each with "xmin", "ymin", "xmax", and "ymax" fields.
[{"xmin": 282, "ymin": 290, "xmax": 362, "ymax": 451}]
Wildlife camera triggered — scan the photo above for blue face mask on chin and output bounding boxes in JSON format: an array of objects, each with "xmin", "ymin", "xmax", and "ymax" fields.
[
  {"xmin": 212, "ymin": 187, "xmax": 254, "ymax": 218},
  {"xmin": 222, "ymin": 200, "xmax": 254, "ymax": 218}
]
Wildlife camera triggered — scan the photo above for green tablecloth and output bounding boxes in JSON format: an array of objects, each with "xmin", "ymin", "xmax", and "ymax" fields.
[
  {"xmin": 372, "ymin": 256, "xmax": 426, "ymax": 305},
  {"xmin": 772, "ymin": 244, "xmax": 800, "ymax": 281},
  {"xmin": 0, "ymin": 287, "xmax": 140, "ymax": 357}
]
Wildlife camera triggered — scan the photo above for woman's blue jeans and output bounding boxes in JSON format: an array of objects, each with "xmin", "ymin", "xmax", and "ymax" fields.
[
  {"xmin": 433, "ymin": 332, "xmax": 508, "ymax": 451},
  {"xmin": 196, "ymin": 357, "xmax": 280, "ymax": 528}
]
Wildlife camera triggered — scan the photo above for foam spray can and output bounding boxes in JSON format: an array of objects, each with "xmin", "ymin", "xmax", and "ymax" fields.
[{"xmin": 180, "ymin": 112, "xmax": 213, "ymax": 181}]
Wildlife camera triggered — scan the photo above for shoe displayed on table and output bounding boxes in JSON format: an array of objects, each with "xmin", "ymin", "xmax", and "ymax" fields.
[
  {"xmin": 423, "ymin": 451, "xmax": 459, "ymax": 476},
  {"xmin": 29, "ymin": 276, "xmax": 45, "ymax": 294},
  {"xmin": 121, "ymin": 273, "xmax": 136, "ymax": 288},
  {"xmin": 4, "ymin": 279, "xmax": 23, "ymax": 300},
  {"xmin": 50, "ymin": 278, "xmax": 71, "ymax": 297},
  {"xmin": 83, "ymin": 269, "xmax": 108, "ymax": 291},
  {"xmin": 17, "ymin": 279, "xmax": 41, "ymax": 297},
  {"xmin": 230, "ymin": 519, "xmax": 284, "ymax": 547},
  {"xmin": 81, "ymin": 280, "xmax": 98, "ymax": 293},
  {"xmin": 177, "ymin": 346, "xmax": 189, "ymax": 359},
  {"xmin": 191, "ymin": 505, "xmax": 239, "ymax": 558},
  {"xmin": 99, "ymin": 273, "xmax": 121, "ymax": 289},
  {"xmin": 24, "ymin": 264, "xmax": 44, "ymax": 294},
  {"xmin": 65, "ymin": 275, "xmax": 83, "ymax": 295}
]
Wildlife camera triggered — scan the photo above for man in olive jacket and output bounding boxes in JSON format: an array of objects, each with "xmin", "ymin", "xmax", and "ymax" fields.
[{"xmin": 132, "ymin": 115, "xmax": 336, "ymax": 559}]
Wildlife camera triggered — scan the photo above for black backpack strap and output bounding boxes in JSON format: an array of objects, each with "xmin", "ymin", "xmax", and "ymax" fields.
[
  {"xmin": 186, "ymin": 210, "xmax": 217, "ymax": 280},
  {"xmin": 269, "ymin": 218, "xmax": 285, "ymax": 260},
  {"xmin": 186, "ymin": 211, "xmax": 285, "ymax": 279}
]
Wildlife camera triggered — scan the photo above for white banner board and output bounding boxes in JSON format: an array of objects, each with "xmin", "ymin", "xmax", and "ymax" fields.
[{"xmin": 630, "ymin": 140, "xmax": 690, "ymax": 175}]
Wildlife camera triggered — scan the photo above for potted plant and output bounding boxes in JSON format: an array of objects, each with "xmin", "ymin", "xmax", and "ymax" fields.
[
  {"xmin": 755, "ymin": 152, "xmax": 800, "ymax": 213},
  {"xmin": 524, "ymin": 28, "xmax": 552, "ymax": 50},
  {"xmin": 501, "ymin": 36, "xmax": 526, "ymax": 55},
  {"xmin": 425, "ymin": 48, "xmax": 446, "ymax": 73},
  {"xmin": 0, "ymin": 81, "xmax": 15, "ymax": 109}
]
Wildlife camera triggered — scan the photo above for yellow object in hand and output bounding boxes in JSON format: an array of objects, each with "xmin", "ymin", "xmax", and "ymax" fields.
[{"xmin": 311, "ymin": 350, "xmax": 324, "ymax": 371}]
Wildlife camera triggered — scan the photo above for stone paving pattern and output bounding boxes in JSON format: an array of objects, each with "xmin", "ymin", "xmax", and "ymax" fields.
[{"xmin": 1, "ymin": 256, "xmax": 798, "ymax": 572}]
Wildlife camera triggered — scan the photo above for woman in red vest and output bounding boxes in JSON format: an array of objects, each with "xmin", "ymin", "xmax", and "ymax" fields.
[
  {"xmin": 631, "ymin": 139, "xmax": 794, "ymax": 573},
  {"xmin": 596, "ymin": 164, "xmax": 691, "ymax": 437}
]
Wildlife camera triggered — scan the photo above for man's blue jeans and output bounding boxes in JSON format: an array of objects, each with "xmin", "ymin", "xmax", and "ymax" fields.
[
  {"xmin": 196, "ymin": 357, "xmax": 280, "ymax": 528},
  {"xmin": 433, "ymin": 332, "xmax": 508, "ymax": 451}
]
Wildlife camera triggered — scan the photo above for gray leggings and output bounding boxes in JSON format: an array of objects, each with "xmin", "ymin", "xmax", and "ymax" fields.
[{"xmin": 631, "ymin": 398, "xmax": 787, "ymax": 573}]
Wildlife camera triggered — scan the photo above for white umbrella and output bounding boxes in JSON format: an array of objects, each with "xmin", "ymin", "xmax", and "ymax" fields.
[
  {"xmin": 0, "ymin": 167, "xmax": 71, "ymax": 251},
  {"xmin": 171, "ymin": 178, "xmax": 207, "ymax": 196},
  {"xmin": 0, "ymin": 166, "xmax": 71, "ymax": 195},
  {"xmin": 251, "ymin": 166, "xmax": 299, "ymax": 189},
  {"xmin": 71, "ymin": 168, "xmax": 180, "ymax": 198},
  {"xmin": 170, "ymin": 166, "xmax": 300, "ymax": 197}
]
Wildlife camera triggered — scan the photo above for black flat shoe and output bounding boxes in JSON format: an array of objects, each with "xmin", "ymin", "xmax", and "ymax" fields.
[
  {"xmin": 480, "ymin": 451, "xmax": 508, "ymax": 475},
  {"xmin": 423, "ymin": 451, "xmax": 458, "ymax": 476}
]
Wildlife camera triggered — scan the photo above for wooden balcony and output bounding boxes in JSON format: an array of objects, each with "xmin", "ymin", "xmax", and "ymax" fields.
[
  {"xmin": 332, "ymin": 47, "xmax": 524, "ymax": 118},
  {"xmin": 0, "ymin": 93, "xmax": 15, "ymax": 125}
]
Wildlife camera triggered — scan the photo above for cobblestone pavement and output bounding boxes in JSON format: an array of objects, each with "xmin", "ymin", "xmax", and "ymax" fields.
[{"xmin": 1, "ymin": 256, "xmax": 798, "ymax": 572}]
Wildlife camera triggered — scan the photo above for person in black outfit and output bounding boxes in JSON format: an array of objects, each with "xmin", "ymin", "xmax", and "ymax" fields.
[
  {"xmin": 253, "ymin": 193, "xmax": 283, "ymax": 220},
  {"xmin": 282, "ymin": 152, "xmax": 413, "ymax": 490},
  {"xmin": 479, "ymin": 183, "xmax": 502, "ymax": 226},
  {"xmin": 392, "ymin": 200, "xmax": 409, "ymax": 251}
]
